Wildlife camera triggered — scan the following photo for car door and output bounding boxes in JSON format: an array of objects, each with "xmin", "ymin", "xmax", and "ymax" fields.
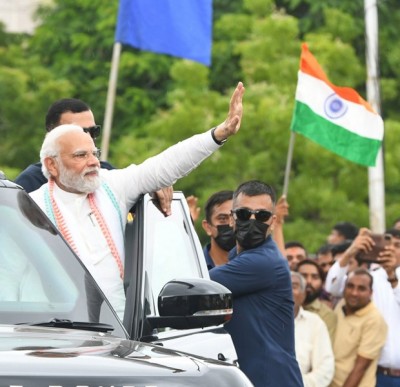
[{"xmin": 123, "ymin": 193, "xmax": 238, "ymax": 364}]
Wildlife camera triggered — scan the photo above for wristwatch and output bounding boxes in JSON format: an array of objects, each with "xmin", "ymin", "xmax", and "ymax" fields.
[{"xmin": 211, "ymin": 127, "xmax": 227, "ymax": 146}]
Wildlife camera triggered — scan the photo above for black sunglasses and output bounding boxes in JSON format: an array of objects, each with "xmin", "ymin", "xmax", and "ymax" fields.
[
  {"xmin": 231, "ymin": 208, "xmax": 273, "ymax": 222},
  {"xmin": 83, "ymin": 125, "xmax": 101, "ymax": 139}
]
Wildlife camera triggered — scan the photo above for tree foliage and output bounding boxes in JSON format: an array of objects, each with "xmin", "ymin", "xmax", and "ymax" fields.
[{"xmin": 1, "ymin": 0, "xmax": 399, "ymax": 252}]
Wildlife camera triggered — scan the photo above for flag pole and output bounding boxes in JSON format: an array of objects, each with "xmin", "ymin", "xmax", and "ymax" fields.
[
  {"xmin": 364, "ymin": 0, "xmax": 385, "ymax": 233},
  {"xmin": 101, "ymin": 42, "xmax": 122, "ymax": 161},
  {"xmin": 283, "ymin": 131, "xmax": 296, "ymax": 197}
]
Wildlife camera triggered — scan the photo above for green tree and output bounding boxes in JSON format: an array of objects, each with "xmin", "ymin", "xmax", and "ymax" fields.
[
  {"xmin": 1, "ymin": 0, "xmax": 399, "ymax": 252},
  {"xmin": 110, "ymin": 5, "xmax": 374, "ymax": 250},
  {"xmin": 0, "ymin": 30, "xmax": 73, "ymax": 169}
]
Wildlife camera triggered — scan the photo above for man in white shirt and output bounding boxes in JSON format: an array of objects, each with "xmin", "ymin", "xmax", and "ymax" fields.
[
  {"xmin": 30, "ymin": 82, "xmax": 245, "ymax": 320},
  {"xmin": 291, "ymin": 271, "xmax": 334, "ymax": 387}
]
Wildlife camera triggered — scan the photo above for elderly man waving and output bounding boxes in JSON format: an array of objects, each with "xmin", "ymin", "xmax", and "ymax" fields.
[{"xmin": 30, "ymin": 82, "xmax": 245, "ymax": 319}]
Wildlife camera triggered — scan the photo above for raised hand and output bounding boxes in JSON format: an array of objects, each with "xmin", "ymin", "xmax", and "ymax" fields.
[{"xmin": 213, "ymin": 82, "xmax": 245, "ymax": 142}]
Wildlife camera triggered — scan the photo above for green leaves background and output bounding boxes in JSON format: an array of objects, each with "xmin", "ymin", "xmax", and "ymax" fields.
[{"xmin": 1, "ymin": 0, "xmax": 400, "ymax": 252}]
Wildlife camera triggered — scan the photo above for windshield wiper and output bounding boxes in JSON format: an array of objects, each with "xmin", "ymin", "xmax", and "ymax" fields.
[{"xmin": 17, "ymin": 318, "xmax": 114, "ymax": 333}]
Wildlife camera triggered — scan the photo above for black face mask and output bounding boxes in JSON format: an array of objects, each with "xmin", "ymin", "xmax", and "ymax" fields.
[
  {"xmin": 235, "ymin": 219, "xmax": 269, "ymax": 250},
  {"xmin": 214, "ymin": 225, "xmax": 236, "ymax": 251}
]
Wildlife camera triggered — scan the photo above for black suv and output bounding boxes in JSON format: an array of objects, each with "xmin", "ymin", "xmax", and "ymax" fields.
[{"xmin": 0, "ymin": 176, "xmax": 251, "ymax": 386}]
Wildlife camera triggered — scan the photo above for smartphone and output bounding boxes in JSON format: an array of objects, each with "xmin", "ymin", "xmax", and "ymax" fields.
[{"xmin": 357, "ymin": 233, "xmax": 392, "ymax": 263}]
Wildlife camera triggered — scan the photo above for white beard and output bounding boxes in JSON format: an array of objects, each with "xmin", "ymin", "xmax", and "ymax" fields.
[{"xmin": 59, "ymin": 162, "xmax": 101, "ymax": 194}]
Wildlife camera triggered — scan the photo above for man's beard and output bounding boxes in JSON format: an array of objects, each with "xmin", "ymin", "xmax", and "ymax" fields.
[
  {"xmin": 59, "ymin": 162, "xmax": 101, "ymax": 194},
  {"xmin": 304, "ymin": 286, "xmax": 322, "ymax": 304}
]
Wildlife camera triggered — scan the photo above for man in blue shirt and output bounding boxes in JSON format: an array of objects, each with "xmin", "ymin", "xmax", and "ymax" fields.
[
  {"xmin": 201, "ymin": 190, "xmax": 235, "ymax": 269},
  {"xmin": 210, "ymin": 180, "xmax": 303, "ymax": 387}
]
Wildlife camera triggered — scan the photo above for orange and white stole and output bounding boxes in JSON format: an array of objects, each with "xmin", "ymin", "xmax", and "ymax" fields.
[{"xmin": 45, "ymin": 179, "xmax": 124, "ymax": 279}]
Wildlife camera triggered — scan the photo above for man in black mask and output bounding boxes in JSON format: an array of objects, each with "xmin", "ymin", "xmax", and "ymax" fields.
[
  {"xmin": 201, "ymin": 190, "xmax": 235, "ymax": 269},
  {"xmin": 209, "ymin": 180, "xmax": 303, "ymax": 387},
  {"xmin": 297, "ymin": 259, "xmax": 337, "ymax": 344}
]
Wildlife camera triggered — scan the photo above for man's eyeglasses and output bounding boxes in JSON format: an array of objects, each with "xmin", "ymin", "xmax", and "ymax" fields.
[
  {"xmin": 71, "ymin": 149, "xmax": 101, "ymax": 160},
  {"xmin": 83, "ymin": 125, "xmax": 101, "ymax": 139},
  {"xmin": 231, "ymin": 208, "xmax": 273, "ymax": 222}
]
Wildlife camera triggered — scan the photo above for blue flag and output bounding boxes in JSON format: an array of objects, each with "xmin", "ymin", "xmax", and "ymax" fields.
[{"xmin": 115, "ymin": 0, "xmax": 212, "ymax": 66}]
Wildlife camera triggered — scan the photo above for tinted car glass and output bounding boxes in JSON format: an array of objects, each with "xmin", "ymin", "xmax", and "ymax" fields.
[{"xmin": 0, "ymin": 189, "xmax": 125, "ymax": 338}]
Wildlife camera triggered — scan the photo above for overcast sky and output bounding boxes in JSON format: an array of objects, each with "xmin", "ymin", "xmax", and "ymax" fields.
[{"xmin": 0, "ymin": 0, "xmax": 46, "ymax": 33}]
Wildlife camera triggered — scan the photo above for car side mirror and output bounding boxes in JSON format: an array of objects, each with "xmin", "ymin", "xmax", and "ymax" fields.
[{"xmin": 147, "ymin": 278, "xmax": 232, "ymax": 330}]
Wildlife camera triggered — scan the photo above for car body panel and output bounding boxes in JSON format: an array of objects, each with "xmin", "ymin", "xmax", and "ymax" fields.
[{"xmin": 0, "ymin": 326, "xmax": 247, "ymax": 386}]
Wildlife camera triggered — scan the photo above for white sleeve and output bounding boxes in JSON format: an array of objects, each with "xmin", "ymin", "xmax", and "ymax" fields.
[
  {"xmin": 302, "ymin": 316, "xmax": 335, "ymax": 387},
  {"xmin": 102, "ymin": 130, "xmax": 220, "ymax": 209},
  {"xmin": 324, "ymin": 261, "xmax": 347, "ymax": 296}
]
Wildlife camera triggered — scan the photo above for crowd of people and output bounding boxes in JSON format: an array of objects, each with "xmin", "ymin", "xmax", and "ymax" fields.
[
  {"xmin": 11, "ymin": 82, "xmax": 400, "ymax": 386},
  {"xmin": 193, "ymin": 188, "xmax": 400, "ymax": 387}
]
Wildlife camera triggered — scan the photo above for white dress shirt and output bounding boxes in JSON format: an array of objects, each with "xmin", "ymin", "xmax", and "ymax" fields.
[{"xmin": 295, "ymin": 307, "xmax": 334, "ymax": 387}]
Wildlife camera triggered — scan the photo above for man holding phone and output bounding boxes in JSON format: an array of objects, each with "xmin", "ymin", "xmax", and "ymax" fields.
[
  {"xmin": 357, "ymin": 233, "xmax": 393, "ymax": 263},
  {"xmin": 325, "ymin": 228, "xmax": 400, "ymax": 387}
]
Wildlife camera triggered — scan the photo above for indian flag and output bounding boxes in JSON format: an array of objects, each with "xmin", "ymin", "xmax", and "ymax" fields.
[{"xmin": 290, "ymin": 43, "xmax": 384, "ymax": 167}]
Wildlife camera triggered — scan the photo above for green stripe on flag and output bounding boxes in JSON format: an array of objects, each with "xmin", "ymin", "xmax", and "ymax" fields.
[{"xmin": 290, "ymin": 101, "xmax": 381, "ymax": 167}]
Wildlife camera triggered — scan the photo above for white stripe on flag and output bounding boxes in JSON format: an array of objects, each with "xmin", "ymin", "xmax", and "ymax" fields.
[{"xmin": 295, "ymin": 72, "xmax": 383, "ymax": 141}]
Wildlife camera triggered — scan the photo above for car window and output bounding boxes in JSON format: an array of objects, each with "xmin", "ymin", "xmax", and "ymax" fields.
[
  {"xmin": 0, "ymin": 189, "xmax": 125, "ymax": 337},
  {"xmin": 0, "ymin": 200, "xmax": 78, "ymax": 310},
  {"xmin": 0, "ymin": 228, "xmax": 78, "ymax": 306},
  {"xmin": 144, "ymin": 198, "xmax": 203, "ymax": 316}
]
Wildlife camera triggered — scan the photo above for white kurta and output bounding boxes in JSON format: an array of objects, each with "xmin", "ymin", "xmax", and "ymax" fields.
[
  {"xmin": 295, "ymin": 307, "xmax": 334, "ymax": 387},
  {"xmin": 30, "ymin": 130, "xmax": 221, "ymax": 318}
]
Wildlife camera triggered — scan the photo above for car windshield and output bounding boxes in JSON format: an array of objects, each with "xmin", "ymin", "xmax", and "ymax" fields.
[{"xmin": 0, "ymin": 188, "xmax": 125, "ymax": 337}]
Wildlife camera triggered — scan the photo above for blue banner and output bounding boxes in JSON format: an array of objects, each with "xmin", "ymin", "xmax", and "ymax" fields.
[{"xmin": 115, "ymin": 0, "xmax": 212, "ymax": 66}]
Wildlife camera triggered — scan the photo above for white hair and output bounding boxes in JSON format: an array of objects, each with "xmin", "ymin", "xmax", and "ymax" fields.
[
  {"xmin": 291, "ymin": 271, "xmax": 306, "ymax": 292},
  {"xmin": 40, "ymin": 124, "xmax": 85, "ymax": 179}
]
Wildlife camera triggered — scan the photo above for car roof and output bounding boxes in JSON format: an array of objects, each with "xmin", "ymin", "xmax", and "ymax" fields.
[{"xmin": 0, "ymin": 173, "xmax": 23, "ymax": 189}]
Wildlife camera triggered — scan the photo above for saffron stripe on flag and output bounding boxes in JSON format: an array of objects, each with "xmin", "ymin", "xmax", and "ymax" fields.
[
  {"xmin": 290, "ymin": 43, "xmax": 384, "ymax": 167},
  {"xmin": 299, "ymin": 45, "xmax": 374, "ymax": 111}
]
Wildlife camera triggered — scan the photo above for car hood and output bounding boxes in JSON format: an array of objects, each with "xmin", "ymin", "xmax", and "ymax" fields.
[{"xmin": 0, "ymin": 325, "xmax": 250, "ymax": 386}]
